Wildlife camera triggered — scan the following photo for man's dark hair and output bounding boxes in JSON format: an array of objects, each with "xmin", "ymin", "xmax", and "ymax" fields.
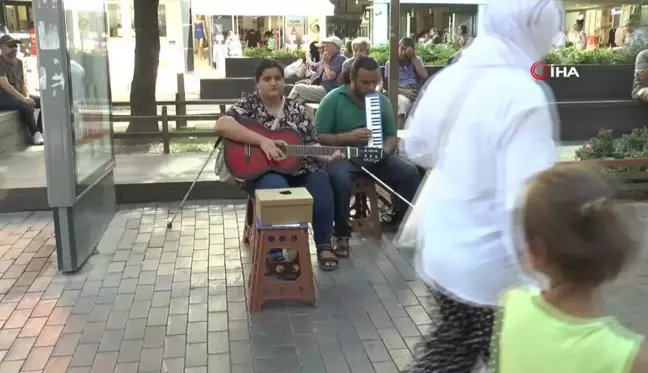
[
  {"xmin": 255, "ymin": 59, "xmax": 285, "ymax": 82},
  {"xmin": 349, "ymin": 56, "xmax": 379, "ymax": 81},
  {"xmin": 400, "ymin": 37, "xmax": 416, "ymax": 49}
]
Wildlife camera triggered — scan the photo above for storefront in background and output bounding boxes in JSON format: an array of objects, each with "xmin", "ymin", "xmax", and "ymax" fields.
[
  {"xmin": 0, "ymin": 0, "xmax": 35, "ymax": 55},
  {"xmin": 370, "ymin": 0, "xmax": 484, "ymax": 46}
]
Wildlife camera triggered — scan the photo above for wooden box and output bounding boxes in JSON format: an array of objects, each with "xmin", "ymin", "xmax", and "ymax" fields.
[{"xmin": 254, "ymin": 187, "xmax": 313, "ymax": 225}]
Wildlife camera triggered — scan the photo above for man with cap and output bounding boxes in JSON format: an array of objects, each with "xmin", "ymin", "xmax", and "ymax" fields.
[
  {"xmin": 288, "ymin": 36, "xmax": 346, "ymax": 104},
  {"xmin": 0, "ymin": 34, "xmax": 43, "ymax": 145}
]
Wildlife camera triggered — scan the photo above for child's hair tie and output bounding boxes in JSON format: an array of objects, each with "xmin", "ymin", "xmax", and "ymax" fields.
[{"xmin": 580, "ymin": 197, "xmax": 608, "ymax": 216}]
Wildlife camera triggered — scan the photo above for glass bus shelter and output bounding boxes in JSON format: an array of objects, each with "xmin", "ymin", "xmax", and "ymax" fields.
[{"xmin": 33, "ymin": 0, "xmax": 115, "ymax": 272}]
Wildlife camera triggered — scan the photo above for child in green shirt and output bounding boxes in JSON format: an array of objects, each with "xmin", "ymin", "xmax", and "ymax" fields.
[{"xmin": 495, "ymin": 164, "xmax": 648, "ymax": 373}]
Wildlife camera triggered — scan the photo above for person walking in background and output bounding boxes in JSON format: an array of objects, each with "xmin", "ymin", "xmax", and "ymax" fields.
[
  {"xmin": 226, "ymin": 32, "xmax": 243, "ymax": 57},
  {"xmin": 194, "ymin": 15, "xmax": 207, "ymax": 59},
  {"xmin": 623, "ymin": 20, "xmax": 647, "ymax": 50},
  {"xmin": 496, "ymin": 164, "xmax": 648, "ymax": 373},
  {"xmin": 458, "ymin": 24, "xmax": 471, "ymax": 48},
  {"xmin": 402, "ymin": 0, "xmax": 562, "ymax": 371},
  {"xmin": 568, "ymin": 20, "xmax": 587, "ymax": 49}
]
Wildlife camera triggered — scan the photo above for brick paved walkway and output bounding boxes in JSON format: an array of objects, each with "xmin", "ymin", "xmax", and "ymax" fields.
[{"xmin": 0, "ymin": 202, "xmax": 646, "ymax": 373}]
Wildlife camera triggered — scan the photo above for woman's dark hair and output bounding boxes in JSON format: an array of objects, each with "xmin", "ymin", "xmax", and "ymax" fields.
[
  {"xmin": 349, "ymin": 56, "xmax": 379, "ymax": 81},
  {"xmin": 255, "ymin": 59, "xmax": 285, "ymax": 82},
  {"xmin": 523, "ymin": 164, "xmax": 636, "ymax": 287},
  {"xmin": 400, "ymin": 37, "xmax": 416, "ymax": 49},
  {"xmin": 309, "ymin": 41, "xmax": 320, "ymax": 63},
  {"xmin": 344, "ymin": 40, "xmax": 353, "ymax": 58}
]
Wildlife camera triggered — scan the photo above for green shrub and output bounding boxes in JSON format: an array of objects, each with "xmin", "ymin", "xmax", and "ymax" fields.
[
  {"xmin": 241, "ymin": 44, "xmax": 639, "ymax": 66},
  {"xmin": 544, "ymin": 46, "xmax": 638, "ymax": 65},
  {"xmin": 369, "ymin": 43, "xmax": 459, "ymax": 65},
  {"xmin": 575, "ymin": 128, "xmax": 648, "ymax": 172},
  {"xmin": 242, "ymin": 48, "xmax": 305, "ymax": 59}
]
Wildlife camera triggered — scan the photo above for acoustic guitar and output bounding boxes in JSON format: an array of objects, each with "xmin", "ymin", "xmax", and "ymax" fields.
[{"xmin": 224, "ymin": 119, "xmax": 383, "ymax": 180}]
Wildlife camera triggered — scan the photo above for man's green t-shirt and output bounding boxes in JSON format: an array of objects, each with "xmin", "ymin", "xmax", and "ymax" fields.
[{"xmin": 315, "ymin": 85, "xmax": 397, "ymax": 143}]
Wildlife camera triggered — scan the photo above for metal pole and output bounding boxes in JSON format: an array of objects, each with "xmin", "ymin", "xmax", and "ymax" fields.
[{"xmin": 388, "ymin": 0, "xmax": 400, "ymax": 124}]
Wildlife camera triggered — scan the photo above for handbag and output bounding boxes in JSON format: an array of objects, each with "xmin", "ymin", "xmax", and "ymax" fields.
[{"xmin": 214, "ymin": 137, "xmax": 236, "ymax": 185}]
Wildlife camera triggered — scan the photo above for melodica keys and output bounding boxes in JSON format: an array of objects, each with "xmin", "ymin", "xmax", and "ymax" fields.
[{"xmin": 364, "ymin": 93, "xmax": 383, "ymax": 149}]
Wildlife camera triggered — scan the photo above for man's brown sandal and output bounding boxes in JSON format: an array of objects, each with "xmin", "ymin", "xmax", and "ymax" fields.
[
  {"xmin": 333, "ymin": 237, "xmax": 350, "ymax": 258},
  {"xmin": 317, "ymin": 248, "xmax": 338, "ymax": 271}
]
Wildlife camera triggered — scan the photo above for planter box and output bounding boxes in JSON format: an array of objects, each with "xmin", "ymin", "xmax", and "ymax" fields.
[
  {"xmin": 557, "ymin": 100, "xmax": 648, "ymax": 141},
  {"xmin": 545, "ymin": 64, "xmax": 634, "ymax": 101},
  {"xmin": 225, "ymin": 57, "xmax": 300, "ymax": 78}
]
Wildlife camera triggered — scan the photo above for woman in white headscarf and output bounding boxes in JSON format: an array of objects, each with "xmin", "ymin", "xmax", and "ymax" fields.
[{"xmin": 402, "ymin": 0, "xmax": 562, "ymax": 372}]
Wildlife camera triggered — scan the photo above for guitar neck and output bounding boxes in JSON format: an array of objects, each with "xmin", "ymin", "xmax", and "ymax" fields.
[{"xmin": 284, "ymin": 145, "xmax": 358, "ymax": 157}]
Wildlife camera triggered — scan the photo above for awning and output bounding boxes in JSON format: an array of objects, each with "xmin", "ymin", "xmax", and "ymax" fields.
[{"xmin": 191, "ymin": 0, "xmax": 335, "ymax": 16}]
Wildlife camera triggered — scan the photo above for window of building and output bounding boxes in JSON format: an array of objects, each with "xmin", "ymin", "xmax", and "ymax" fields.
[
  {"xmin": 158, "ymin": 4, "xmax": 167, "ymax": 37},
  {"xmin": 107, "ymin": 3, "xmax": 122, "ymax": 37},
  {"xmin": 3, "ymin": 2, "xmax": 33, "ymax": 34}
]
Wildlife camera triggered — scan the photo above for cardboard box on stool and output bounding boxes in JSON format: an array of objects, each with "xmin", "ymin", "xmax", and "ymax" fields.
[{"xmin": 254, "ymin": 187, "xmax": 313, "ymax": 225}]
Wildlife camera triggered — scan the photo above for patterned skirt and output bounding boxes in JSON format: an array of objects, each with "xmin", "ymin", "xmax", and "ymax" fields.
[{"xmin": 408, "ymin": 288, "xmax": 496, "ymax": 373}]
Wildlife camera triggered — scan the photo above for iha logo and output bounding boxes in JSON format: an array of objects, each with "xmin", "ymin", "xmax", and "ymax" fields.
[{"xmin": 530, "ymin": 62, "xmax": 580, "ymax": 80}]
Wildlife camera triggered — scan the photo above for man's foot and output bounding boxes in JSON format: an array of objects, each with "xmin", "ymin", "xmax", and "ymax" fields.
[
  {"xmin": 333, "ymin": 236, "xmax": 350, "ymax": 258},
  {"xmin": 317, "ymin": 247, "xmax": 338, "ymax": 271},
  {"xmin": 32, "ymin": 132, "xmax": 44, "ymax": 145}
]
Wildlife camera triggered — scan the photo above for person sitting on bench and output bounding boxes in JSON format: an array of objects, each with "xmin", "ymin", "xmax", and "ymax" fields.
[
  {"xmin": 0, "ymin": 35, "xmax": 43, "ymax": 145},
  {"xmin": 316, "ymin": 56, "xmax": 420, "ymax": 257},
  {"xmin": 632, "ymin": 49, "xmax": 648, "ymax": 103},
  {"xmin": 288, "ymin": 36, "xmax": 346, "ymax": 104},
  {"xmin": 214, "ymin": 59, "xmax": 344, "ymax": 271},
  {"xmin": 338, "ymin": 37, "xmax": 383, "ymax": 91},
  {"xmin": 384, "ymin": 38, "xmax": 429, "ymax": 129}
]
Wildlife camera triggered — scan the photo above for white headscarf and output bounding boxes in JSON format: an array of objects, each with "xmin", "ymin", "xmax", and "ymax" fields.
[
  {"xmin": 463, "ymin": 0, "xmax": 562, "ymax": 69},
  {"xmin": 403, "ymin": 0, "xmax": 562, "ymax": 165}
]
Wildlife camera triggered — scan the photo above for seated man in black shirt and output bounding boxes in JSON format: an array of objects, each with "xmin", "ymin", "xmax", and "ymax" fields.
[{"xmin": 0, "ymin": 35, "xmax": 42, "ymax": 145}]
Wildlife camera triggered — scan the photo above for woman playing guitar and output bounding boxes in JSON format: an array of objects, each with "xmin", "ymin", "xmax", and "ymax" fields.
[{"xmin": 215, "ymin": 59, "xmax": 343, "ymax": 271}]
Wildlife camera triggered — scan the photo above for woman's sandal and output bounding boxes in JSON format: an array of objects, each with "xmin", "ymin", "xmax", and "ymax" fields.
[
  {"xmin": 333, "ymin": 237, "xmax": 349, "ymax": 258},
  {"xmin": 317, "ymin": 248, "xmax": 338, "ymax": 271}
]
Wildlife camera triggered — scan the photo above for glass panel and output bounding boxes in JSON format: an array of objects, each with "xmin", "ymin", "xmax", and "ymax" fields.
[
  {"xmin": 107, "ymin": 4, "xmax": 121, "ymax": 37},
  {"xmin": 5, "ymin": 5, "xmax": 17, "ymax": 33},
  {"xmin": 158, "ymin": 4, "xmax": 167, "ymax": 37},
  {"xmin": 17, "ymin": 5, "xmax": 29, "ymax": 32},
  {"xmin": 63, "ymin": 1, "xmax": 113, "ymax": 195}
]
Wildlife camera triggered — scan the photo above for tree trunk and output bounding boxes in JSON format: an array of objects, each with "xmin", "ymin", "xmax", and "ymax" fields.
[{"xmin": 126, "ymin": 0, "xmax": 161, "ymax": 133}]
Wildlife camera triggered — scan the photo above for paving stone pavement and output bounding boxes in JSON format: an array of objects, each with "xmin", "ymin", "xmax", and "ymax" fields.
[{"xmin": 0, "ymin": 201, "xmax": 647, "ymax": 373}]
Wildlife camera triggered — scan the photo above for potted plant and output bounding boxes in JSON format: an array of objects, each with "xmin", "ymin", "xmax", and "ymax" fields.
[{"xmin": 575, "ymin": 128, "xmax": 648, "ymax": 199}]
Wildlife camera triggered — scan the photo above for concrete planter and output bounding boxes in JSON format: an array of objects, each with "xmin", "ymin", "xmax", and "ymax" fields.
[
  {"xmin": 225, "ymin": 57, "xmax": 300, "ymax": 78},
  {"xmin": 200, "ymin": 78, "xmax": 293, "ymax": 100}
]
